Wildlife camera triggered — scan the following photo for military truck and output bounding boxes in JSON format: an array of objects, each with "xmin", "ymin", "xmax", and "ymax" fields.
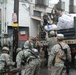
[
  {"xmin": 57, "ymin": 16, "xmax": 76, "ymax": 67},
  {"xmin": 57, "ymin": 16, "xmax": 76, "ymax": 48}
]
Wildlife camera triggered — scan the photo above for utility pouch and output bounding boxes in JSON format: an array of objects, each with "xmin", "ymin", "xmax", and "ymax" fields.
[
  {"xmin": 21, "ymin": 53, "xmax": 28, "ymax": 65},
  {"xmin": 21, "ymin": 49, "xmax": 30, "ymax": 65},
  {"xmin": 21, "ymin": 56, "xmax": 26, "ymax": 65},
  {"xmin": 21, "ymin": 60, "xmax": 26, "ymax": 66}
]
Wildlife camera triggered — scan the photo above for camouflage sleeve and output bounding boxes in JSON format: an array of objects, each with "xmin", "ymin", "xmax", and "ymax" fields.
[
  {"xmin": 16, "ymin": 51, "xmax": 23, "ymax": 68},
  {"xmin": 45, "ymin": 32, "xmax": 49, "ymax": 42},
  {"xmin": 48, "ymin": 45, "xmax": 56, "ymax": 67},
  {"xmin": 5, "ymin": 55, "xmax": 10, "ymax": 62},
  {"xmin": 5, "ymin": 55, "xmax": 14, "ymax": 65},
  {"xmin": 67, "ymin": 45, "xmax": 71, "ymax": 62}
]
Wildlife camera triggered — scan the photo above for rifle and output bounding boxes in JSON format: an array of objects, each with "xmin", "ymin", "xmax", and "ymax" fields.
[
  {"xmin": 29, "ymin": 50, "xmax": 38, "ymax": 58},
  {"xmin": 30, "ymin": 49, "xmax": 41, "ymax": 60},
  {"xmin": 59, "ymin": 43, "xmax": 70, "ymax": 75}
]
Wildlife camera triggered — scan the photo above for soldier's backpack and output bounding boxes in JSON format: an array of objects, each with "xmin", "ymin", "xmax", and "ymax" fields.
[
  {"xmin": 21, "ymin": 48, "xmax": 38, "ymax": 65},
  {"xmin": 21, "ymin": 49, "xmax": 30, "ymax": 65}
]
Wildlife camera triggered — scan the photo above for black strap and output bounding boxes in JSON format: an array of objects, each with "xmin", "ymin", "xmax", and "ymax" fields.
[
  {"xmin": 58, "ymin": 43, "xmax": 64, "ymax": 50},
  {"xmin": 58, "ymin": 43, "xmax": 67, "ymax": 57}
]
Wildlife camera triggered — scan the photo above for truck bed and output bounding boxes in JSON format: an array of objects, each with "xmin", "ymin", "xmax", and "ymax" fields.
[
  {"xmin": 57, "ymin": 28, "xmax": 75, "ymax": 39},
  {"xmin": 57, "ymin": 16, "xmax": 76, "ymax": 44}
]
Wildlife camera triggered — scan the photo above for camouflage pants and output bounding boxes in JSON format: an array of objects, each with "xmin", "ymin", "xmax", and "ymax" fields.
[
  {"xmin": 48, "ymin": 70, "xmax": 51, "ymax": 75},
  {"xmin": 0, "ymin": 69, "xmax": 8, "ymax": 75},
  {"xmin": 51, "ymin": 66, "xmax": 67, "ymax": 75},
  {"xmin": 25, "ymin": 59, "xmax": 40, "ymax": 75}
]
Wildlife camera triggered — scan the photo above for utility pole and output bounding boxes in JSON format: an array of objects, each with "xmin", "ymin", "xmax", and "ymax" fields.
[{"xmin": 13, "ymin": 0, "xmax": 19, "ymax": 63}]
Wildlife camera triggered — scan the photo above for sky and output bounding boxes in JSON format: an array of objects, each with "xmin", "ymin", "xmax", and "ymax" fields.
[{"xmin": 49, "ymin": 0, "xmax": 59, "ymax": 4}]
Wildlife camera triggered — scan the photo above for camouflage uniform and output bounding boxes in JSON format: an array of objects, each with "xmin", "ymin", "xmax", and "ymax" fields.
[
  {"xmin": 16, "ymin": 40, "xmax": 41, "ymax": 75},
  {"xmin": 0, "ymin": 47, "xmax": 14, "ymax": 74},
  {"xmin": 46, "ymin": 31, "xmax": 57, "ymax": 55},
  {"xmin": 46, "ymin": 31, "xmax": 57, "ymax": 75},
  {"xmin": 48, "ymin": 34, "xmax": 71, "ymax": 75}
]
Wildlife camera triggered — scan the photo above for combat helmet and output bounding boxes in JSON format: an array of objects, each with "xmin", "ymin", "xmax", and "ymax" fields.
[
  {"xmin": 57, "ymin": 34, "xmax": 64, "ymax": 40},
  {"xmin": 2, "ymin": 47, "xmax": 9, "ymax": 51},
  {"xmin": 24, "ymin": 40, "xmax": 30, "ymax": 48},
  {"xmin": 50, "ymin": 30, "xmax": 56, "ymax": 36}
]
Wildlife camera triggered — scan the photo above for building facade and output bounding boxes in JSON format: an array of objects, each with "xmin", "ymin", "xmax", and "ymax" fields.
[
  {"xmin": 0, "ymin": 0, "xmax": 30, "ymax": 47},
  {"xmin": 0, "ymin": 0, "xmax": 76, "ymax": 47}
]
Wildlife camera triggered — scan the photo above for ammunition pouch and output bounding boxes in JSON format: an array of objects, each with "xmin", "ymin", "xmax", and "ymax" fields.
[
  {"xmin": 21, "ymin": 49, "xmax": 38, "ymax": 65},
  {"xmin": 21, "ymin": 55, "xmax": 36, "ymax": 65},
  {"xmin": 21, "ymin": 55, "xmax": 28, "ymax": 65},
  {"xmin": 21, "ymin": 60, "xmax": 26, "ymax": 66},
  {"xmin": 54, "ymin": 57, "xmax": 61, "ymax": 63}
]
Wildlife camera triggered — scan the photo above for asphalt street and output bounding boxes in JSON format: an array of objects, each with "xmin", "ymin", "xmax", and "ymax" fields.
[
  {"xmin": 20, "ymin": 67, "xmax": 76, "ymax": 75},
  {"xmin": 39, "ymin": 58, "xmax": 76, "ymax": 75},
  {"xmin": 39, "ymin": 67, "xmax": 76, "ymax": 75},
  {"xmin": 20, "ymin": 58, "xmax": 76, "ymax": 75}
]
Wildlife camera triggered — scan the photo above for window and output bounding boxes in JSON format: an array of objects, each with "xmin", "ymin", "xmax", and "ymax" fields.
[
  {"xmin": 35, "ymin": 0, "xmax": 48, "ymax": 7},
  {"xmin": 34, "ymin": 10, "xmax": 41, "ymax": 17},
  {"xmin": 0, "ymin": 0, "xmax": 3, "ymax": 3},
  {"xmin": 62, "ymin": 2, "xmax": 65, "ymax": 11},
  {"xmin": 74, "ymin": 6, "xmax": 76, "ymax": 13},
  {"xmin": 35, "ymin": 0, "xmax": 44, "ymax": 5},
  {"xmin": 19, "ymin": 0, "xmax": 27, "ymax": 2}
]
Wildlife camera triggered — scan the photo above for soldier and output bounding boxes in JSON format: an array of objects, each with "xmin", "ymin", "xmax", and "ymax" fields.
[
  {"xmin": 0, "ymin": 46, "xmax": 14, "ymax": 74},
  {"xmin": 48, "ymin": 34, "xmax": 71, "ymax": 75},
  {"xmin": 46, "ymin": 30, "xmax": 57, "ymax": 55},
  {"xmin": 45, "ymin": 30, "xmax": 57, "ymax": 75},
  {"xmin": 16, "ymin": 40, "xmax": 41, "ymax": 75}
]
